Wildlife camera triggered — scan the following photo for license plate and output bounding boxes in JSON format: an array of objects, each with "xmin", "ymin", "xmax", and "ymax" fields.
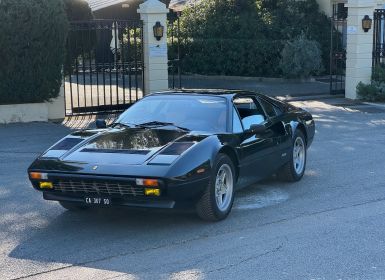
[{"xmin": 85, "ymin": 197, "xmax": 111, "ymax": 206}]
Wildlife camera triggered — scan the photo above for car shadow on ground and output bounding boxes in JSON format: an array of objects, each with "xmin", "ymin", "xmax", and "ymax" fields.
[{"xmin": 7, "ymin": 176, "xmax": 295, "ymax": 277}]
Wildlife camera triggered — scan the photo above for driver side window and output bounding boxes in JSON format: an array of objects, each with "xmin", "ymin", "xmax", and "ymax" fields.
[{"xmin": 233, "ymin": 97, "xmax": 266, "ymax": 130}]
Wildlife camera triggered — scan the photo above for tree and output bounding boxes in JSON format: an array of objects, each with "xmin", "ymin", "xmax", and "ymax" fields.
[
  {"xmin": 63, "ymin": 0, "xmax": 95, "ymax": 75},
  {"xmin": 63, "ymin": 0, "xmax": 93, "ymax": 21},
  {"xmin": 0, "ymin": 0, "xmax": 68, "ymax": 104}
]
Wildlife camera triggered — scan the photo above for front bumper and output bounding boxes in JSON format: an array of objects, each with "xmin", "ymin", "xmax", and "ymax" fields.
[
  {"xmin": 43, "ymin": 192, "xmax": 177, "ymax": 208},
  {"xmin": 30, "ymin": 173, "xmax": 210, "ymax": 209}
]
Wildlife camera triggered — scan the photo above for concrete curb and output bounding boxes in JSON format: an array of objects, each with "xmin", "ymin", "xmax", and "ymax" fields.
[
  {"xmin": 277, "ymin": 94, "xmax": 345, "ymax": 102},
  {"xmin": 363, "ymin": 102, "xmax": 385, "ymax": 108}
]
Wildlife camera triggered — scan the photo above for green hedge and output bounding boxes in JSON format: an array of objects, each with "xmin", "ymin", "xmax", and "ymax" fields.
[
  {"xmin": 179, "ymin": 39, "xmax": 282, "ymax": 77},
  {"xmin": 173, "ymin": 0, "xmax": 331, "ymax": 77},
  {"xmin": 0, "ymin": 0, "xmax": 68, "ymax": 104}
]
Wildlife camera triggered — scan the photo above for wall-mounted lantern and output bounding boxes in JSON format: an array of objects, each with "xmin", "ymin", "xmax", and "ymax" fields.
[
  {"xmin": 362, "ymin": 15, "xmax": 373, "ymax": 32},
  {"xmin": 153, "ymin": 22, "xmax": 164, "ymax": 41}
]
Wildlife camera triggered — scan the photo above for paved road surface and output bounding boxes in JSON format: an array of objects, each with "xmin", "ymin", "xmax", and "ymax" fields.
[{"xmin": 0, "ymin": 99, "xmax": 385, "ymax": 279}]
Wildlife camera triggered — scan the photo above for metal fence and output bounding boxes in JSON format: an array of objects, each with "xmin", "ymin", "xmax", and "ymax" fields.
[
  {"xmin": 373, "ymin": 9, "xmax": 385, "ymax": 68},
  {"xmin": 329, "ymin": 3, "xmax": 347, "ymax": 95},
  {"xmin": 64, "ymin": 20, "xmax": 144, "ymax": 116}
]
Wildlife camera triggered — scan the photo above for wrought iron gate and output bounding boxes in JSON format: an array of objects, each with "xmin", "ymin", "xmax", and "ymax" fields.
[
  {"xmin": 373, "ymin": 9, "xmax": 385, "ymax": 68},
  {"xmin": 330, "ymin": 3, "xmax": 347, "ymax": 95},
  {"xmin": 63, "ymin": 20, "xmax": 144, "ymax": 116},
  {"xmin": 168, "ymin": 12, "xmax": 182, "ymax": 89}
]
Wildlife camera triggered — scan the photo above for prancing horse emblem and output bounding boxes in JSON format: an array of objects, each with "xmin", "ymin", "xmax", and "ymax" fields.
[{"xmin": 92, "ymin": 166, "xmax": 98, "ymax": 170}]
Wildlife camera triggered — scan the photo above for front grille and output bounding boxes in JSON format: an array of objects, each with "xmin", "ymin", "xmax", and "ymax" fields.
[{"xmin": 54, "ymin": 180, "xmax": 144, "ymax": 197}]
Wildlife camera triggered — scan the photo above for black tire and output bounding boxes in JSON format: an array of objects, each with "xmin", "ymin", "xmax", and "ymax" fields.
[
  {"xmin": 59, "ymin": 201, "xmax": 88, "ymax": 211},
  {"xmin": 196, "ymin": 154, "xmax": 235, "ymax": 222},
  {"xmin": 278, "ymin": 130, "xmax": 307, "ymax": 182}
]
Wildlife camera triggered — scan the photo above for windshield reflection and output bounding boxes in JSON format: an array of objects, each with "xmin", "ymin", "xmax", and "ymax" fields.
[{"xmin": 116, "ymin": 95, "xmax": 228, "ymax": 133}]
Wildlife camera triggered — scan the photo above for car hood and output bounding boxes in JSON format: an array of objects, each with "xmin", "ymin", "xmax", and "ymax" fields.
[{"xmin": 41, "ymin": 128, "xmax": 203, "ymax": 166}]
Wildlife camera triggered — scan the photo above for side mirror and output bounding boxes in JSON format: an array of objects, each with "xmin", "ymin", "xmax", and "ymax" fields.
[
  {"xmin": 246, "ymin": 124, "xmax": 266, "ymax": 135},
  {"xmin": 95, "ymin": 119, "xmax": 107, "ymax": 129}
]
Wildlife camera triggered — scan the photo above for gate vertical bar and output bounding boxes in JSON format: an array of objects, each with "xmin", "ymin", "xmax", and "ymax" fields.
[
  {"xmin": 177, "ymin": 13, "xmax": 182, "ymax": 89},
  {"xmin": 114, "ymin": 22, "xmax": 119, "ymax": 106},
  {"xmin": 134, "ymin": 27, "xmax": 139, "ymax": 100},
  {"xmin": 88, "ymin": 22, "xmax": 94, "ymax": 109},
  {"xmin": 330, "ymin": 17, "xmax": 334, "ymax": 94},
  {"xmin": 141, "ymin": 22, "xmax": 145, "ymax": 98},
  {"xmin": 81, "ymin": 22, "xmax": 87, "ymax": 109}
]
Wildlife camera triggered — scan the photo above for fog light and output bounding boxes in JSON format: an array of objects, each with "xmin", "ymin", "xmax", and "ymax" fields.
[
  {"xmin": 39, "ymin": 182, "xmax": 53, "ymax": 189},
  {"xmin": 144, "ymin": 188, "xmax": 161, "ymax": 196},
  {"xmin": 30, "ymin": 172, "xmax": 48, "ymax": 180}
]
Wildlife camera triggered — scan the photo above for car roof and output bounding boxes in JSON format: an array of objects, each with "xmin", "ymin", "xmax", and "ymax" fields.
[
  {"xmin": 150, "ymin": 89, "xmax": 266, "ymax": 99},
  {"xmin": 149, "ymin": 89, "xmax": 289, "ymax": 110}
]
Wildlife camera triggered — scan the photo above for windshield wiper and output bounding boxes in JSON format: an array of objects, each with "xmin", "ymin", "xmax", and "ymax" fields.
[
  {"xmin": 138, "ymin": 121, "xmax": 190, "ymax": 131},
  {"xmin": 111, "ymin": 122, "xmax": 143, "ymax": 129}
]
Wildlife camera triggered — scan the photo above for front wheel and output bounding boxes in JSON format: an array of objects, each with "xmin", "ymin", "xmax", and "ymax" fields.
[
  {"xmin": 278, "ymin": 130, "xmax": 307, "ymax": 182},
  {"xmin": 196, "ymin": 154, "xmax": 235, "ymax": 222}
]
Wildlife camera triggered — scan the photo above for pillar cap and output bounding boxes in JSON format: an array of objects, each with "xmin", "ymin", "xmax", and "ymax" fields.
[{"xmin": 138, "ymin": 0, "xmax": 169, "ymax": 14}]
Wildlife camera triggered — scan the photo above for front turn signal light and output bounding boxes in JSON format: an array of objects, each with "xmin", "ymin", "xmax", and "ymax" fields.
[
  {"xmin": 136, "ymin": 178, "xmax": 159, "ymax": 187},
  {"xmin": 30, "ymin": 172, "xmax": 48, "ymax": 180},
  {"xmin": 144, "ymin": 188, "xmax": 161, "ymax": 196},
  {"xmin": 39, "ymin": 182, "xmax": 53, "ymax": 189}
]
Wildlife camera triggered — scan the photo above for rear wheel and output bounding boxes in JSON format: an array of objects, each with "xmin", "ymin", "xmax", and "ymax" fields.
[
  {"xmin": 59, "ymin": 201, "xmax": 88, "ymax": 211},
  {"xmin": 278, "ymin": 130, "xmax": 307, "ymax": 182},
  {"xmin": 196, "ymin": 154, "xmax": 235, "ymax": 221}
]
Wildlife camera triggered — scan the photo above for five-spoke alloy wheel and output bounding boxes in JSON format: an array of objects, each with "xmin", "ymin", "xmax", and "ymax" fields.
[
  {"xmin": 278, "ymin": 130, "xmax": 307, "ymax": 182},
  {"xmin": 293, "ymin": 136, "xmax": 306, "ymax": 176},
  {"xmin": 214, "ymin": 164, "xmax": 234, "ymax": 212},
  {"xmin": 196, "ymin": 154, "xmax": 235, "ymax": 221}
]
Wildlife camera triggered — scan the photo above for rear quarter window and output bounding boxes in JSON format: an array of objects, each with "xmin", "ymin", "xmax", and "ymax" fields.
[{"xmin": 259, "ymin": 98, "xmax": 283, "ymax": 117}]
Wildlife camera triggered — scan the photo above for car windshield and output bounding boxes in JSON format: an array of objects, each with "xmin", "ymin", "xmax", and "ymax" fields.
[{"xmin": 116, "ymin": 95, "xmax": 228, "ymax": 132}]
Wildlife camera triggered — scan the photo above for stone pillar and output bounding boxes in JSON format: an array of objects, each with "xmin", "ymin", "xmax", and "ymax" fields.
[
  {"xmin": 345, "ymin": 0, "xmax": 377, "ymax": 99},
  {"xmin": 138, "ymin": 0, "xmax": 169, "ymax": 95}
]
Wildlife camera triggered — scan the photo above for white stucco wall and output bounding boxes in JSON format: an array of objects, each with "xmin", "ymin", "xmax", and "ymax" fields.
[{"xmin": 0, "ymin": 85, "xmax": 65, "ymax": 124}]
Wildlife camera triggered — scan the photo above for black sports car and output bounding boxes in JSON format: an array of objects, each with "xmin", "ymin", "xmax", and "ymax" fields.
[{"xmin": 28, "ymin": 91, "xmax": 315, "ymax": 221}]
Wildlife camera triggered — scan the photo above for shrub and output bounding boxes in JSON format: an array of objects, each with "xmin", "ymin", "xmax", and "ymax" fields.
[
  {"xmin": 279, "ymin": 35, "xmax": 324, "ymax": 79},
  {"xmin": 0, "ymin": 0, "xmax": 68, "ymax": 104},
  {"xmin": 257, "ymin": 0, "xmax": 332, "ymax": 73},
  {"xmin": 173, "ymin": 0, "xmax": 331, "ymax": 77},
  {"xmin": 357, "ymin": 65, "xmax": 385, "ymax": 102},
  {"xmin": 356, "ymin": 82, "xmax": 385, "ymax": 102}
]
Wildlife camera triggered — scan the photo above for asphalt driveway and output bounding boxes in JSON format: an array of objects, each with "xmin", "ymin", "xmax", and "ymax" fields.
[{"xmin": 1, "ymin": 99, "xmax": 385, "ymax": 280}]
